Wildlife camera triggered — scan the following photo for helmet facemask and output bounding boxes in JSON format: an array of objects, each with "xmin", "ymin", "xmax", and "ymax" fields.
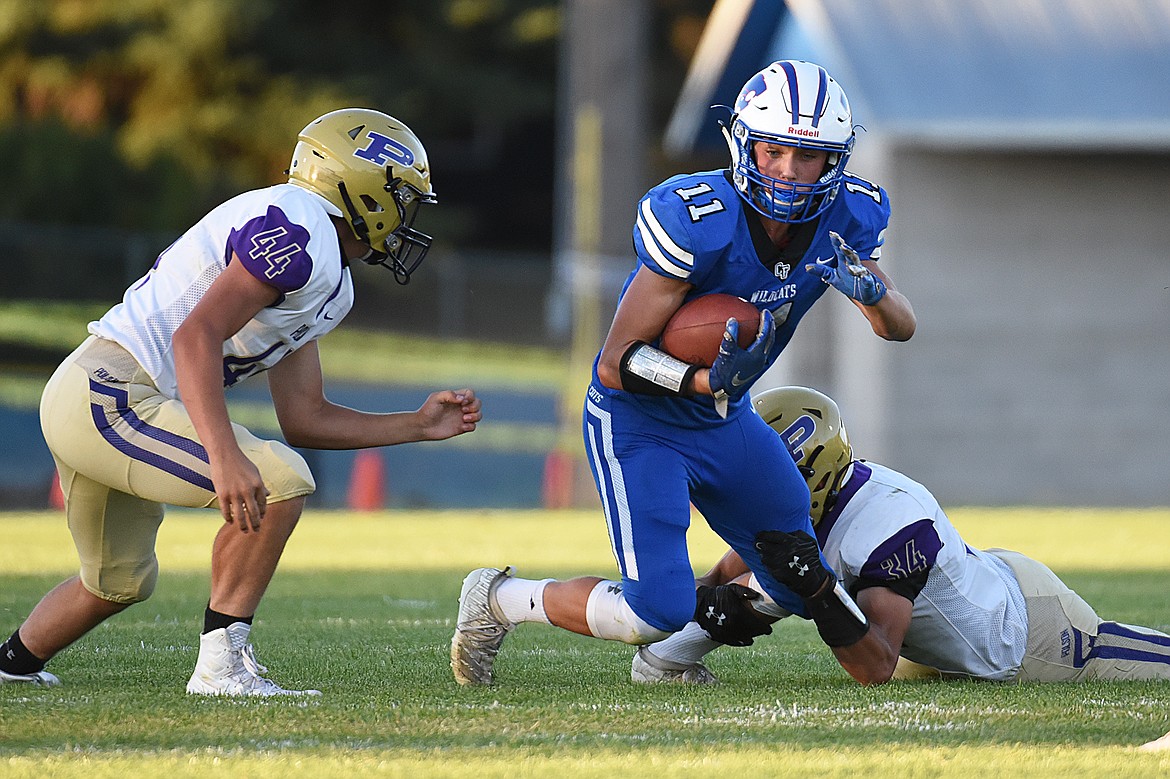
[
  {"xmin": 339, "ymin": 172, "xmax": 437, "ymax": 285},
  {"xmin": 730, "ymin": 123, "xmax": 851, "ymax": 223},
  {"xmin": 795, "ymin": 441, "xmax": 849, "ymax": 523}
]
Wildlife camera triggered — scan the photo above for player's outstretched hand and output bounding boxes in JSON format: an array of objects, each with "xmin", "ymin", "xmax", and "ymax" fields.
[
  {"xmin": 709, "ymin": 308, "xmax": 776, "ymax": 418},
  {"xmin": 694, "ymin": 583, "xmax": 774, "ymax": 647},
  {"xmin": 806, "ymin": 231, "xmax": 887, "ymax": 306},
  {"xmin": 419, "ymin": 388, "xmax": 482, "ymax": 440},
  {"xmin": 755, "ymin": 529, "xmax": 833, "ymax": 599}
]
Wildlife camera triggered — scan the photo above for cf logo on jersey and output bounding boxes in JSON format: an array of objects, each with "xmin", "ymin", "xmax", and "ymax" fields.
[
  {"xmin": 249, "ymin": 226, "xmax": 303, "ymax": 279},
  {"xmin": 773, "ymin": 261, "xmax": 791, "ymax": 279},
  {"xmin": 353, "ymin": 131, "xmax": 415, "ymax": 168}
]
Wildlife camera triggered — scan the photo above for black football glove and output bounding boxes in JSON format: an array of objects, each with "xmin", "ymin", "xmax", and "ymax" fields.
[
  {"xmin": 694, "ymin": 583, "xmax": 774, "ymax": 647},
  {"xmin": 755, "ymin": 529, "xmax": 833, "ymax": 599},
  {"xmin": 756, "ymin": 529, "xmax": 869, "ymax": 647}
]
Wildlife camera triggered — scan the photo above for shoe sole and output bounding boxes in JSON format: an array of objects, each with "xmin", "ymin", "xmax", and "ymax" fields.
[
  {"xmin": 0, "ymin": 670, "xmax": 61, "ymax": 687},
  {"xmin": 631, "ymin": 650, "xmax": 719, "ymax": 685},
  {"xmin": 186, "ymin": 680, "xmax": 322, "ymax": 697}
]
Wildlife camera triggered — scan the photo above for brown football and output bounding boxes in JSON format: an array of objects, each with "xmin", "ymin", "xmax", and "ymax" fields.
[{"xmin": 661, "ymin": 294, "xmax": 761, "ymax": 367}]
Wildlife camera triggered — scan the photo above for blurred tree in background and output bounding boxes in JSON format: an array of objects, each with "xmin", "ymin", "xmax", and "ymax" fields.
[{"xmin": 0, "ymin": 0, "xmax": 710, "ymax": 255}]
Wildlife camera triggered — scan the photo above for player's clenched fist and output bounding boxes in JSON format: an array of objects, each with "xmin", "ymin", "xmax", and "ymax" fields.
[
  {"xmin": 420, "ymin": 388, "xmax": 481, "ymax": 439},
  {"xmin": 694, "ymin": 583, "xmax": 774, "ymax": 647}
]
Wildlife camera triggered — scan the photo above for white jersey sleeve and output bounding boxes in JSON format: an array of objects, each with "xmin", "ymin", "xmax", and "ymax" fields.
[
  {"xmin": 821, "ymin": 462, "xmax": 1028, "ymax": 680},
  {"xmin": 89, "ymin": 184, "xmax": 354, "ymax": 398}
]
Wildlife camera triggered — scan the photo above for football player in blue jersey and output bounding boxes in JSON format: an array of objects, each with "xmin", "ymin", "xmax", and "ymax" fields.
[
  {"xmin": 451, "ymin": 60, "xmax": 916, "ymax": 686},
  {"xmin": 0, "ymin": 109, "xmax": 482, "ymax": 696}
]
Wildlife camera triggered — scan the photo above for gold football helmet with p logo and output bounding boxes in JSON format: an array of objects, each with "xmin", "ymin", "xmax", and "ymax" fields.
[
  {"xmin": 289, "ymin": 108, "xmax": 437, "ymax": 284},
  {"xmin": 754, "ymin": 386, "xmax": 853, "ymax": 525}
]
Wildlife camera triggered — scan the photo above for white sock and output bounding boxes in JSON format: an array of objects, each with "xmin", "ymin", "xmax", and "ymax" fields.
[
  {"xmin": 644, "ymin": 621, "xmax": 720, "ymax": 666},
  {"xmin": 491, "ymin": 577, "xmax": 554, "ymax": 625}
]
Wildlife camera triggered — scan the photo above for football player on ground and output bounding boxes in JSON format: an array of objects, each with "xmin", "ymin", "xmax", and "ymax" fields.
[
  {"xmin": 0, "ymin": 109, "xmax": 481, "ymax": 696},
  {"xmin": 632, "ymin": 386, "xmax": 1170, "ymax": 687},
  {"xmin": 451, "ymin": 61, "xmax": 915, "ymax": 686}
]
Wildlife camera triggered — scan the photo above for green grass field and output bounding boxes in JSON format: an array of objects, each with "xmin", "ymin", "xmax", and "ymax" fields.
[{"xmin": 2, "ymin": 508, "xmax": 1169, "ymax": 778}]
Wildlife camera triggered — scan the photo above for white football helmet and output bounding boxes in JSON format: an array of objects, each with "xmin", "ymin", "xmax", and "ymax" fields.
[
  {"xmin": 289, "ymin": 108, "xmax": 437, "ymax": 284},
  {"xmin": 724, "ymin": 60, "xmax": 854, "ymax": 223},
  {"xmin": 754, "ymin": 386, "xmax": 853, "ymax": 525}
]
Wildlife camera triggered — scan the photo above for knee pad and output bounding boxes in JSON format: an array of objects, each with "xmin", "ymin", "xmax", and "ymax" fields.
[
  {"xmin": 584, "ymin": 581, "xmax": 672, "ymax": 644},
  {"xmin": 124, "ymin": 560, "xmax": 159, "ymax": 603},
  {"xmin": 82, "ymin": 556, "xmax": 159, "ymax": 605},
  {"xmin": 69, "ymin": 485, "xmax": 164, "ymax": 605},
  {"xmin": 256, "ymin": 440, "xmax": 316, "ymax": 501}
]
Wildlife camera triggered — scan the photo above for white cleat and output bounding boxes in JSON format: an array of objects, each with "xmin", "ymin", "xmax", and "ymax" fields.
[
  {"xmin": 451, "ymin": 566, "xmax": 515, "ymax": 686},
  {"xmin": 631, "ymin": 646, "xmax": 719, "ymax": 685},
  {"xmin": 0, "ymin": 667, "xmax": 61, "ymax": 687},
  {"xmin": 186, "ymin": 622, "xmax": 321, "ymax": 697}
]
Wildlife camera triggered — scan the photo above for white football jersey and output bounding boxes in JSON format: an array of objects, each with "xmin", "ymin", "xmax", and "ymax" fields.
[
  {"xmin": 818, "ymin": 461, "xmax": 1028, "ymax": 680},
  {"xmin": 90, "ymin": 184, "xmax": 353, "ymax": 398}
]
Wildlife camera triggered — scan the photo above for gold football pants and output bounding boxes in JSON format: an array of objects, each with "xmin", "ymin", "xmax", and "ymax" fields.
[
  {"xmin": 987, "ymin": 548, "xmax": 1170, "ymax": 682},
  {"xmin": 39, "ymin": 336, "xmax": 315, "ymax": 604}
]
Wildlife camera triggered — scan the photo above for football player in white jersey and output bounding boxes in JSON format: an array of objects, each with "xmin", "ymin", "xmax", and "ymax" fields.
[
  {"xmin": 633, "ymin": 386, "xmax": 1170, "ymax": 686},
  {"xmin": 0, "ymin": 108, "xmax": 481, "ymax": 696}
]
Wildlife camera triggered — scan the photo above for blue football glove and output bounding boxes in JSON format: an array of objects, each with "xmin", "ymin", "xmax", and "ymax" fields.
[
  {"xmin": 709, "ymin": 308, "xmax": 775, "ymax": 418},
  {"xmin": 806, "ymin": 231, "xmax": 887, "ymax": 306}
]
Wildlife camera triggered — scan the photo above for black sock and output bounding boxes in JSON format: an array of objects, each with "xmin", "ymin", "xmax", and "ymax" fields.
[
  {"xmin": 0, "ymin": 629, "xmax": 47, "ymax": 675},
  {"xmin": 203, "ymin": 606, "xmax": 253, "ymax": 635}
]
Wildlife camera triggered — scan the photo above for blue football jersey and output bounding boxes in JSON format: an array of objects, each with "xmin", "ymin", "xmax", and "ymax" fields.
[{"xmin": 596, "ymin": 169, "xmax": 890, "ymax": 427}]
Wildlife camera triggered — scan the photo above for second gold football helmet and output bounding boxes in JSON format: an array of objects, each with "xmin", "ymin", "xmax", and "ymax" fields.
[{"xmin": 754, "ymin": 386, "xmax": 853, "ymax": 525}]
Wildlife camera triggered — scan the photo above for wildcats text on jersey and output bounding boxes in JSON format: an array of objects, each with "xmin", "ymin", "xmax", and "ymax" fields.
[{"xmin": 751, "ymin": 285, "xmax": 797, "ymax": 304}]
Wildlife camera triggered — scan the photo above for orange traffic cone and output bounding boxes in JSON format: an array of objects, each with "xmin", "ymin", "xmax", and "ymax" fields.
[
  {"xmin": 542, "ymin": 450, "xmax": 573, "ymax": 509},
  {"xmin": 346, "ymin": 449, "xmax": 386, "ymax": 511},
  {"xmin": 49, "ymin": 473, "xmax": 65, "ymax": 510}
]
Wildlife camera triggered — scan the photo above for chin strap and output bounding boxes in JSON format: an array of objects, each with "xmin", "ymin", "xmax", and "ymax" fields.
[{"xmin": 336, "ymin": 181, "xmax": 369, "ymax": 244}]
